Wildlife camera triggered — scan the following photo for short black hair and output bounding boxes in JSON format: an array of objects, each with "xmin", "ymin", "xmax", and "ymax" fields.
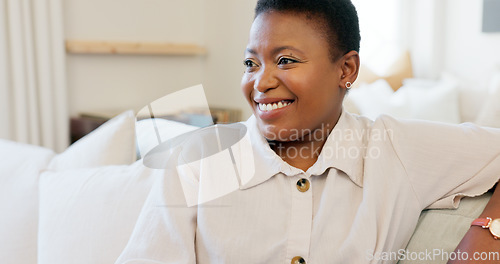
[{"xmin": 255, "ymin": 0, "xmax": 360, "ymax": 61}]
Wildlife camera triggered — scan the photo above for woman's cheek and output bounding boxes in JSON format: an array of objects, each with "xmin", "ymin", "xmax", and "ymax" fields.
[{"xmin": 240, "ymin": 77, "xmax": 252, "ymax": 101}]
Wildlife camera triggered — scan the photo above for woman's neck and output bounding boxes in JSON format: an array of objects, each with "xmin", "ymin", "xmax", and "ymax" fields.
[
  {"xmin": 270, "ymin": 122, "xmax": 336, "ymax": 172},
  {"xmin": 271, "ymin": 139, "xmax": 326, "ymax": 171}
]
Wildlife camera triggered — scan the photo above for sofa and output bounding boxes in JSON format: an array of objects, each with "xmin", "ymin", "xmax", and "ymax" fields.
[{"xmin": 1, "ymin": 71, "xmax": 500, "ymax": 264}]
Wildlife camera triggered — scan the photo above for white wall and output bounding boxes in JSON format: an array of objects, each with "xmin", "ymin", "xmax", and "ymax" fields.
[
  {"xmin": 405, "ymin": 0, "xmax": 446, "ymax": 79},
  {"xmin": 442, "ymin": 0, "xmax": 500, "ymax": 121},
  {"xmin": 443, "ymin": 0, "xmax": 500, "ymax": 85},
  {"xmin": 64, "ymin": 0, "xmax": 256, "ymax": 119},
  {"xmin": 65, "ymin": 0, "xmax": 205, "ymax": 117},
  {"xmin": 201, "ymin": 0, "xmax": 257, "ymax": 120}
]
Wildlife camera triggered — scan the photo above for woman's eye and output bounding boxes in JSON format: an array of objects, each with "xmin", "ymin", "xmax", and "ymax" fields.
[
  {"xmin": 243, "ymin": 60, "xmax": 257, "ymax": 68},
  {"xmin": 278, "ymin": 57, "xmax": 298, "ymax": 65}
]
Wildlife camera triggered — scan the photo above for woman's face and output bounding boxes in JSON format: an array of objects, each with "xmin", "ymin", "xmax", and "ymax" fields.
[{"xmin": 241, "ymin": 11, "xmax": 346, "ymax": 142}]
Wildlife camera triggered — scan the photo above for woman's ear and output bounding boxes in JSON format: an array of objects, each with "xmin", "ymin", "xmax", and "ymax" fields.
[{"xmin": 340, "ymin": 50, "xmax": 360, "ymax": 87}]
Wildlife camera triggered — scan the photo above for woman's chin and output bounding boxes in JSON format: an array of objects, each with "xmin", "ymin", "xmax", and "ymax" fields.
[{"xmin": 257, "ymin": 123, "xmax": 300, "ymax": 142}]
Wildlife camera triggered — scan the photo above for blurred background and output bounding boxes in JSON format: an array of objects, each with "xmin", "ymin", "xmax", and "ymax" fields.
[{"xmin": 1, "ymin": 0, "xmax": 500, "ymax": 152}]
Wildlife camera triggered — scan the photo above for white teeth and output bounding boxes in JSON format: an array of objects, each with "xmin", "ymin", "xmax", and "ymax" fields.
[{"xmin": 257, "ymin": 100, "xmax": 293, "ymax": 112}]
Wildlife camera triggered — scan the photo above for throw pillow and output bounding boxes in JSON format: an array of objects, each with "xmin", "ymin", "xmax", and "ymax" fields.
[
  {"xmin": 38, "ymin": 161, "xmax": 155, "ymax": 264},
  {"xmin": 347, "ymin": 73, "xmax": 461, "ymax": 124},
  {"xmin": 0, "ymin": 140, "xmax": 55, "ymax": 264},
  {"xmin": 355, "ymin": 50, "xmax": 414, "ymax": 91},
  {"xmin": 48, "ymin": 110, "xmax": 136, "ymax": 170}
]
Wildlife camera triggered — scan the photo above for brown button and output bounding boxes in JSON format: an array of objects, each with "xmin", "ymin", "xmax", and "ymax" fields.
[
  {"xmin": 291, "ymin": 256, "xmax": 306, "ymax": 264},
  {"xmin": 296, "ymin": 178, "xmax": 310, "ymax": 192}
]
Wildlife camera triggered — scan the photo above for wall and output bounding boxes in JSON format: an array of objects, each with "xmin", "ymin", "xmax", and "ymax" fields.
[
  {"xmin": 65, "ymin": 0, "xmax": 205, "ymax": 117},
  {"xmin": 442, "ymin": 0, "xmax": 500, "ymax": 120},
  {"xmin": 443, "ymin": 0, "xmax": 500, "ymax": 86},
  {"xmin": 64, "ymin": 0, "xmax": 257, "ymax": 120},
  {"xmin": 201, "ymin": 0, "xmax": 257, "ymax": 120},
  {"xmin": 405, "ymin": 0, "xmax": 446, "ymax": 79}
]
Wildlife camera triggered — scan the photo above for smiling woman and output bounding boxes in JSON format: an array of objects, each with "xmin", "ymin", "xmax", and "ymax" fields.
[
  {"xmin": 241, "ymin": 10, "xmax": 358, "ymax": 170},
  {"xmin": 115, "ymin": 1, "xmax": 500, "ymax": 263}
]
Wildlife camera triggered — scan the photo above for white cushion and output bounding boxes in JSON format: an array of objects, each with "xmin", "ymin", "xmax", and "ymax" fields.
[
  {"xmin": 476, "ymin": 70, "xmax": 500, "ymax": 128},
  {"xmin": 136, "ymin": 118, "xmax": 198, "ymax": 159},
  {"xmin": 0, "ymin": 140, "xmax": 55, "ymax": 264},
  {"xmin": 38, "ymin": 161, "xmax": 155, "ymax": 264},
  {"xmin": 347, "ymin": 73, "xmax": 461, "ymax": 123},
  {"xmin": 48, "ymin": 110, "xmax": 137, "ymax": 170}
]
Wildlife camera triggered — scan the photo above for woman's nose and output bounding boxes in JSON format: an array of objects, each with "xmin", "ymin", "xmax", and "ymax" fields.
[{"xmin": 253, "ymin": 67, "xmax": 278, "ymax": 93}]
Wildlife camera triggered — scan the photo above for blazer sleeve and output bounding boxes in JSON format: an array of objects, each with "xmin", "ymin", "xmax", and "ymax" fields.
[{"xmin": 378, "ymin": 115, "xmax": 500, "ymax": 210}]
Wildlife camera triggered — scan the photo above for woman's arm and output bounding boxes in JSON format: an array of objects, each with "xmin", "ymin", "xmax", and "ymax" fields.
[{"xmin": 449, "ymin": 181, "xmax": 500, "ymax": 264}]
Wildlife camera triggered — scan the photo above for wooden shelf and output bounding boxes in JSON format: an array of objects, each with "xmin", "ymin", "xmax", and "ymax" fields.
[{"xmin": 65, "ymin": 40, "xmax": 207, "ymax": 56}]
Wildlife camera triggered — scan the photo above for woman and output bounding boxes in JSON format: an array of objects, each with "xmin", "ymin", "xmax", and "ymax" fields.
[{"xmin": 117, "ymin": 0, "xmax": 500, "ymax": 263}]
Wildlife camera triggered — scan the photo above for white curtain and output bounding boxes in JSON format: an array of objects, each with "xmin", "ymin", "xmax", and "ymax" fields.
[{"xmin": 0, "ymin": 0, "xmax": 68, "ymax": 152}]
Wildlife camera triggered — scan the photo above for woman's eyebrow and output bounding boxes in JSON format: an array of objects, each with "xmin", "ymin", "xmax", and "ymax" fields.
[
  {"xmin": 245, "ymin": 48, "xmax": 257, "ymax": 55},
  {"xmin": 245, "ymin": 46, "xmax": 303, "ymax": 56}
]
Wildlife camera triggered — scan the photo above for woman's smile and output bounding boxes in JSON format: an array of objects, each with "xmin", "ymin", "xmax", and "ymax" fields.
[
  {"xmin": 256, "ymin": 100, "xmax": 294, "ymax": 112},
  {"xmin": 253, "ymin": 96, "xmax": 296, "ymax": 120}
]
